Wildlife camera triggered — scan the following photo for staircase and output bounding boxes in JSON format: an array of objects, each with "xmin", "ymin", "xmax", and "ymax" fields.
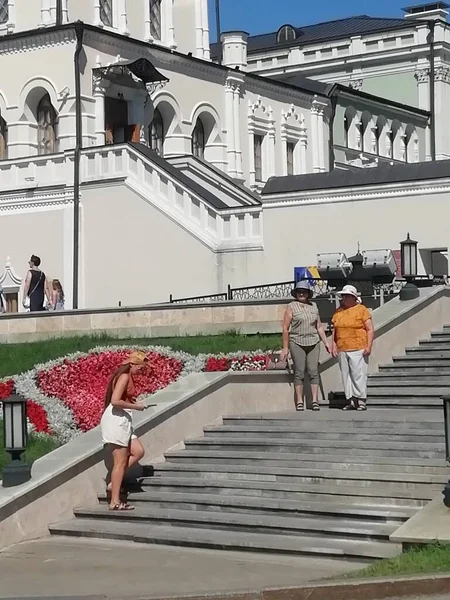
[{"xmin": 49, "ymin": 328, "xmax": 450, "ymax": 560}]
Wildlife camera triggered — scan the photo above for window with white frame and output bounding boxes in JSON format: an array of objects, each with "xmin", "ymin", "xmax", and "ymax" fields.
[
  {"xmin": 192, "ymin": 118, "xmax": 205, "ymax": 159},
  {"xmin": 286, "ymin": 141, "xmax": 295, "ymax": 176},
  {"xmin": 0, "ymin": 0, "xmax": 8, "ymax": 24},
  {"xmin": 254, "ymin": 134, "xmax": 263, "ymax": 182},
  {"xmin": 0, "ymin": 115, "xmax": 7, "ymax": 159},
  {"xmin": 99, "ymin": 0, "xmax": 113, "ymax": 27},
  {"xmin": 149, "ymin": 0, "xmax": 162, "ymax": 40},
  {"xmin": 149, "ymin": 108, "xmax": 164, "ymax": 156},
  {"xmin": 37, "ymin": 94, "xmax": 58, "ymax": 155}
]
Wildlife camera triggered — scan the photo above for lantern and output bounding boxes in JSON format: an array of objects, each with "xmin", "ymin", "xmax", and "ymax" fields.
[
  {"xmin": 400, "ymin": 233, "xmax": 418, "ymax": 279},
  {"xmin": 2, "ymin": 393, "xmax": 31, "ymax": 487}
]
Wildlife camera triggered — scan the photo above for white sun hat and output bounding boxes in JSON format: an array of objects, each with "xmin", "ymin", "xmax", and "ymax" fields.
[{"xmin": 337, "ymin": 284, "xmax": 360, "ymax": 298}]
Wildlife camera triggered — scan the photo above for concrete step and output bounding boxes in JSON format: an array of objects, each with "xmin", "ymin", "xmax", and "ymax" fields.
[
  {"xmin": 368, "ymin": 377, "xmax": 450, "ymax": 387},
  {"xmin": 149, "ymin": 463, "xmax": 447, "ymax": 487},
  {"xmin": 393, "ymin": 354, "xmax": 450, "ymax": 361},
  {"xmin": 163, "ymin": 450, "xmax": 449, "ymax": 473},
  {"xmin": 97, "ymin": 490, "xmax": 423, "ymax": 516},
  {"xmin": 48, "ymin": 518, "xmax": 400, "ymax": 560},
  {"xmin": 72, "ymin": 505, "xmax": 396, "ymax": 542},
  {"xmin": 404, "ymin": 350, "xmax": 450, "ymax": 357},
  {"xmin": 366, "ymin": 387, "xmax": 448, "ymax": 396},
  {"xmin": 223, "ymin": 411, "xmax": 444, "ymax": 425},
  {"xmin": 329, "ymin": 395, "xmax": 443, "ymax": 409},
  {"xmin": 184, "ymin": 437, "xmax": 445, "ymax": 459},
  {"xmin": 202, "ymin": 425, "xmax": 444, "ymax": 444},
  {"xmin": 383, "ymin": 361, "xmax": 450, "ymax": 370},
  {"xmin": 221, "ymin": 418, "xmax": 444, "ymax": 432},
  {"xmin": 419, "ymin": 339, "xmax": 450, "ymax": 346},
  {"xmin": 140, "ymin": 476, "xmax": 438, "ymax": 502},
  {"xmin": 370, "ymin": 371, "xmax": 450, "ymax": 380}
]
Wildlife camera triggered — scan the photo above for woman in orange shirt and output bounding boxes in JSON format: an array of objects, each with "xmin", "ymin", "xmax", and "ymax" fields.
[{"xmin": 331, "ymin": 285, "xmax": 374, "ymax": 411}]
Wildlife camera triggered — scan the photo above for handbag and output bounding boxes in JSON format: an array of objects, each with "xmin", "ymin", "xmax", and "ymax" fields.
[{"xmin": 266, "ymin": 352, "xmax": 288, "ymax": 371}]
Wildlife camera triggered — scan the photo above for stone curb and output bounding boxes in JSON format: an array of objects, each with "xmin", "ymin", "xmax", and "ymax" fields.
[{"xmin": 116, "ymin": 573, "xmax": 450, "ymax": 600}]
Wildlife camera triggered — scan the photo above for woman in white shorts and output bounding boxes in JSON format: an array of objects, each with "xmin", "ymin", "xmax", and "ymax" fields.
[{"xmin": 101, "ymin": 350, "xmax": 148, "ymax": 511}]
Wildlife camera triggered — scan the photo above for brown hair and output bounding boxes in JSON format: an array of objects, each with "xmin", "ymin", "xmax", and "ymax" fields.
[
  {"xmin": 104, "ymin": 364, "xmax": 131, "ymax": 410},
  {"xmin": 52, "ymin": 278, "xmax": 65, "ymax": 301}
]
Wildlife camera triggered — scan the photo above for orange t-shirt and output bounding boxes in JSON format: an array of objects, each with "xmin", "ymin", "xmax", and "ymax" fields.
[{"xmin": 332, "ymin": 304, "xmax": 372, "ymax": 352}]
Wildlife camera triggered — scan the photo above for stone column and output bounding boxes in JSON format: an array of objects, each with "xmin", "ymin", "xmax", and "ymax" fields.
[
  {"xmin": 225, "ymin": 80, "xmax": 236, "ymax": 176},
  {"xmin": 317, "ymin": 105, "xmax": 326, "ymax": 171},
  {"xmin": 248, "ymin": 131, "xmax": 256, "ymax": 188},
  {"xmin": 299, "ymin": 115, "xmax": 307, "ymax": 174},
  {"xmin": 201, "ymin": 0, "xmax": 210, "ymax": 59},
  {"xmin": 415, "ymin": 68, "xmax": 431, "ymax": 160},
  {"xmin": 267, "ymin": 107, "xmax": 276, "ymax": 178},
  {"xmin": 93, "ymin": 75, "xmax": 107, "ymax": 146},
  {"xmin": 194, "ymin": 0, "xmax": 204, "ymax": 58},
  {"xmin": 40, "ymin": 0, "xmax": 52, "ymax": 26},
  {"xmin": 118, "ymin": 0, "xmax": 129, "ymax": 35},
  {"xmin": 233, "ymin": 83, "xmax": 243, "ymax": 177},
  {"xmin": 6, "ymin": 0, "xmax": 15, "ymax": 32},
  {"xmin": 310, "ymin": 99, "xmax": 320, "ymax": 173},
  {"xmin": 165, "ymin": 0, "xmax": 176, "ymax": 49},
  {"xmin": 434, "ymin": 66, "xmax": 450, "ymax": 160}
]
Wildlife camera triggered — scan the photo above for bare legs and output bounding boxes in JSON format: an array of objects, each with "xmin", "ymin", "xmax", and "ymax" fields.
[
  {"xmin": 294, "ymin": 384, "xmax": 304, "ymax": 410},
  {"xmin": 108, "ymin": 438, "xmax": 145, "ymax": 508},
  {"xmin": 311, "ymin": 383, "xmax": 319, "ymax": 407},
  {"xmin": 109, "ymin": 445, "xmax": 129, "ymax": 508}
]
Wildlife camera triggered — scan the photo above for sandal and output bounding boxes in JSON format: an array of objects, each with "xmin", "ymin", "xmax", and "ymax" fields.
[
  {"xmin": 109, "ymin": 502, "xmax": 135, "ymax": 511},
  {"xmin": 312, "ymin": 401, "xmax": 320, "ymax": 411},
  {"xmin": 357, "ymin": 400, "xmax": 367, "ymax": 411},
  {"xmin": 295, "ymin": 403, "xmax": 305, "ymax": 412},
  {"xmin": 342, "ymin": 400, "xmax": 356, "ymax": 411}
]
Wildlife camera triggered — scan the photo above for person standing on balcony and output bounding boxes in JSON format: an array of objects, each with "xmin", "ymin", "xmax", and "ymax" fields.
[
  {"xmin": 23, "ymin": 255, "xmax": 52, "ymax": 312},
  {"xmin": 101, "ymin": 351, "xmax": 148, "ymax": 511},
  {"xmin": 331, "ymin": 285, "xmax": 374, "ymax": 412},
  {"xmin": 281, "ymin": 281, "xmax": 331, "ymax": 411}
]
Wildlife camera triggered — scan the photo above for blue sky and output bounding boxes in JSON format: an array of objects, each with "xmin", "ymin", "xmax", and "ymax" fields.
[{"xmin": 208, "ymin": 0, "xmax": 414, "ymax": 40}]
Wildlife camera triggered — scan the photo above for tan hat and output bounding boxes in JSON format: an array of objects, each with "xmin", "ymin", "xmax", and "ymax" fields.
[
  {"xmin": 337, "ymin": 284, "xmax": 360, "ymax": 299},
  {"xmin": 122, "ymin": 350, "xmax": 148, "ymax": 366}
]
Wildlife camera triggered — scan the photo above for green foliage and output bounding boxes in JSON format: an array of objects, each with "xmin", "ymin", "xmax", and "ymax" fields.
[
  {"xmin": 0, "ymin": 421, "xmax": 60, "ymax": 476},
  {"xmin": 0, "ymin": 332, "xmax": 280, "ymax": 378},
  {"xmin": 341, "ymin": 542, "xmax": 450, "ymax": 579}
]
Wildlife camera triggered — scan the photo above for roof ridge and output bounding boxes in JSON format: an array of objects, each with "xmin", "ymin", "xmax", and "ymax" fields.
[{"xmin": 246, "ymin": 13, "xmax": 408, "ymax": 41}]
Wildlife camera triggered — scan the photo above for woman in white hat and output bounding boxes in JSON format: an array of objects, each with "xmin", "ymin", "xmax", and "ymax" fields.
[
  {"xmin": 281, "ymin": 281, "xmax": 331, "ymax": 411},
  {"xmin": 331, "ymin": 285, "xmax": 374, "ymax": 411}
]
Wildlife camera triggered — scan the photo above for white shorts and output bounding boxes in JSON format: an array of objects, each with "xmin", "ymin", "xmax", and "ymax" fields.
[{"xmin": 101, "ymin": 405, "xmax": 135, "ymax": 447}]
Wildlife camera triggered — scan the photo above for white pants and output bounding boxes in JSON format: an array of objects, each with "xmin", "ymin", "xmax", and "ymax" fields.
[{"xmin": 338, "ymin": 350, "xmax": 368, "ymax": 400}]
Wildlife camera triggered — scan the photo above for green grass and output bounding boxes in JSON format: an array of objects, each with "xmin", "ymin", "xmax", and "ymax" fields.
[
  {"xmin": 0, "ymin": 420, "xmax": 60, "ymax": 477},
  {"xmin": 0, "ymin": 331, "xmax": 280, "ymax": 378},
  {"xmin": 339, "ymin": 543, "xmax": 450, "ymax": 580}
]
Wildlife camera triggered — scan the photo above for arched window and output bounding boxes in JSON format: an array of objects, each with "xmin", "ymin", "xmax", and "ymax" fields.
[
  {"xmin": 277, "ymin": 25, "xmax": 296, "ymax": 43},
  {"xmin": 0, "ymin": 0, "xmax": 8, "ymax": 24},
  {"xmin": 100, "ymin": 0, "xmax": 113, "ymax": 27},
  {"xmin": 37, "ymin": 94, "xmax": 58, "ymax": 155},
  {"xmin": 0, "ymin": 115, "xmax": 7, "ymax": 160},
  {"xmin": 149, "ymin": 108, "xmax": 164, "ymax": 156},
  {"xmin": 149, "ymin": 0, "xmax": 162, "ymax": 40},
  {"xmin": 191, "ymin": 118, "xmax": 205, "ymax": 159}
]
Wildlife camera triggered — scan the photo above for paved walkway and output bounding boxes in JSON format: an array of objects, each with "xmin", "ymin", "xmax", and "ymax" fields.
[{"xmin": 0, "ymin": 536, "xmax": 364, "ymax": 599}]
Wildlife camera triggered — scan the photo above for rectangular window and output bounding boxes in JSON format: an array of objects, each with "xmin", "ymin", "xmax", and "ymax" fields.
[
  {"xmin": 254, "ymin": 134, "xmax": 263, "ymax": 182},
  {"xmin": 100, "ymin": 0, "xmax": 113, "ymax": 27},
  {"xmin": 0, "ymin": 0, "xmax": 8, "ymax": 24},
  {"xmin": 150, "ymin": 0, "xmax": 162, "ymax": 40},
  {"xmin": 287, "ymin": 142, "xmax": 295, "ymax": 176}
]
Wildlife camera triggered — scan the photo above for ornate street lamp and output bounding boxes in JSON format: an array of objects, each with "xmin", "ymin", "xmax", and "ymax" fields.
[
  {"xmin": 399, "ymin": 233, "xmax": 420, "ymax": 300},
  {"xmin": 442, "ymin": 395, "xmax": 450, "ymax": 507},
  {"xmin": 2, "ymin": 393, "xmax": 31, "ymax": 487}
]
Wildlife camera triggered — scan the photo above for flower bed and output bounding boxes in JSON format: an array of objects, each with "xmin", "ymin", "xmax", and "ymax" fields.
[{"xmin": 0, "ymin": 346, "xmax": 273, "ymax": 444}]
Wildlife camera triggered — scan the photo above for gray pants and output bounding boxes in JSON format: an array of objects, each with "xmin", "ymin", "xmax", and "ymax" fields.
[{"xmin": 289, "ymin": 342, "xmax": 320, "ymax": 385}]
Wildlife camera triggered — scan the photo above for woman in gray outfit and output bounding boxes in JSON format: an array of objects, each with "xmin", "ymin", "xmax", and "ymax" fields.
[{"xmin": 280, "ymin": 281, "xmax": 331, "ymax": 411}]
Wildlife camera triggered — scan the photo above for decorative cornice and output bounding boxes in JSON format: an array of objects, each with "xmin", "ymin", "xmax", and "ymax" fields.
[
  {"xmin": 262, "ymin": 179, "xmax": 450, "ymax": 209},
  {"xmin": 0, "ymin": 28, "xmax": 75, "ymax": 55},
  {"xmin": 414, "ymin": 68, "xmax": 430, "ymax": 83},
  {"xmin": 0, "ymin": 191, "xmax": 71, "ymax": 213},
  {"xmin": 434, "ymin": 66, "xmax": 450, "ymax": 83},
  {"xmin": 348, "ymin": 79, "xmax": 363, "ymax": 91}
]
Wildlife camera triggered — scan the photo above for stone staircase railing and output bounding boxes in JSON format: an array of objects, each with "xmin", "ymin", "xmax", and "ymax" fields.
[{"xmin": 0, "ymin": 146, "xmax": 264, "ymax": 253}]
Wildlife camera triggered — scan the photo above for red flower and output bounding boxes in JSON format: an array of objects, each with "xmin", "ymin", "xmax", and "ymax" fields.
[
  {"xmin": 26, "ymin": 400, "xmax": 52, "ymax": 434},
  {"xmin": 205, "ymin": 357, "xmax": 229, "ymax": 372},
  {"xmin": 37, "ymin": 350, "xmax": 182, "ymax": 432},
  {"xmin": 0, "ymin": 379, "xmax": 14, "ymax": 400}
]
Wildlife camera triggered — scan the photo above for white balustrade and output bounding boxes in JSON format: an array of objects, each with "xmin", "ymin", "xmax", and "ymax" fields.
[{"xmin": 0, "ymin": 145, "xmax": 263, "ymax": 252}]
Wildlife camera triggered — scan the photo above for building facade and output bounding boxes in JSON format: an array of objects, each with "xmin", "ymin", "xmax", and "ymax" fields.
[{"xmin": 0, "ymin": 1, "xmax": 446, "ymax": 311}]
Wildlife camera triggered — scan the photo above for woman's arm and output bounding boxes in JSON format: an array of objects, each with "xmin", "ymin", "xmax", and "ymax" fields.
[
  {"xmin": 110, "ymin": 374, "xmax": 144, "ymax": 411},
  {"xmin": 280, "ymin": 307, "xmax": 293, "ymax": 359},
  {"xmin": 363, "ymin": 318, "xmax": 374, "ymax": 356},
  {"xmin": 316, "ymin": 317, "xmax": 331, "ymax": 353}
]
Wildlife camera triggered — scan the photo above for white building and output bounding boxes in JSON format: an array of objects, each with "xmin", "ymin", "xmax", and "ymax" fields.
[
  {"xmin": 0, "ymin": 1, "xmax": 446, "ymax": 311},
  {"xmin": 217, "ymin": 1, "xmax": 450, "ymax": 162}
]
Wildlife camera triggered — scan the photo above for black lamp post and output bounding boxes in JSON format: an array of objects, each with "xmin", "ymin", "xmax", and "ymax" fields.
[
  {"xmin": 442, "ymin": 395, "xmax": 450, "ymax": 507},
  {"xmin": 2, "ymin": 393, "xmax": 31, "ymax": 487},
  {"xmin": 399, "ymin": 233, "xmax": 420, "ymax": 300}
]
